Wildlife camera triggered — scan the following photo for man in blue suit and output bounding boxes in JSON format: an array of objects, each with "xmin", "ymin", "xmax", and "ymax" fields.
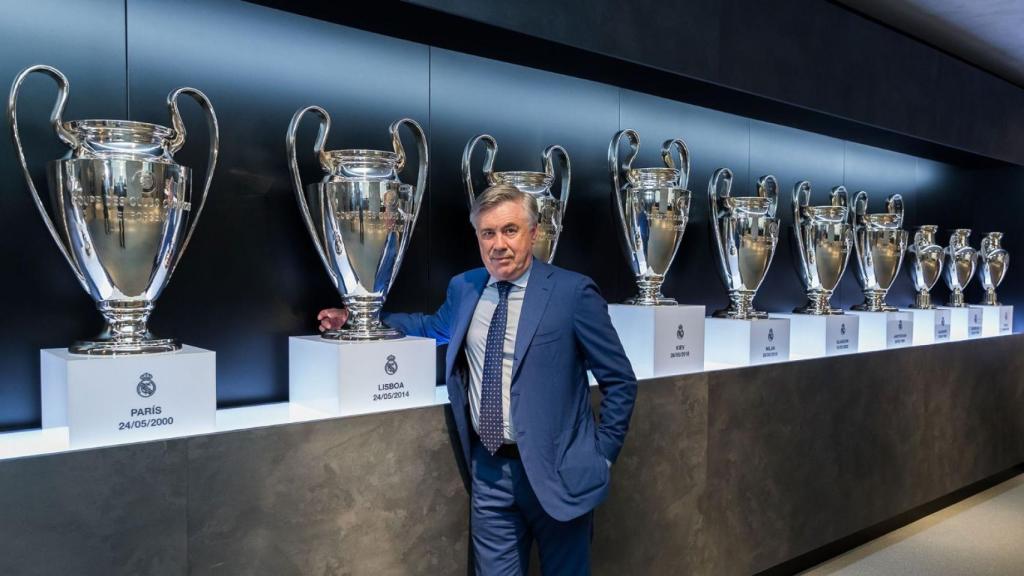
[{"xmin": 318, "ymin": 184, "xmax": 637, "ymax": 574}]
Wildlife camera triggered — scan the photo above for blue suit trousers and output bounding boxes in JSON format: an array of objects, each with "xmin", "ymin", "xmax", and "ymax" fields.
[{"xmin": 471, "ymin": 438, "xmax": 592, "ymax": 575}]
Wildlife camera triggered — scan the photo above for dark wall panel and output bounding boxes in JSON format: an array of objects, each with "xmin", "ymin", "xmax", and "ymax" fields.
[
  {"xmin": 125, "ymin": 0, "xmax": 430, "ymax": 406},
  {"xmin": 0, "ymin": 0, "xmax": 127, "ymax": 431}
]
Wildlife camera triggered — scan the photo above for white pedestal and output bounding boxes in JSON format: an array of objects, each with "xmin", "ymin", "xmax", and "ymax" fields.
[
  {"xmin": 289, "ymin": 335, "xmax": 436, "ymax": 416},
  {"xmin": 848, "ymin": 311, "xmax": 912, "ymax": 351},
  {"xmin": 978, "ymin": 305, "xmax": 1014, "ymax": 337},
  {"xmin": 942, "ymin": 307, "xmax": 983, "ymax": 340},
  {"xmin": 608, "ymin": 304, "xmax": 705, "ymax": 379},
  {"xmin": 902, "ymin": 308, "xmax": 951, "ymax": 345},
  {"xmin": 40, "ymin": 346, "xmax": 216, "ymax": 449},
  {"xmin": 777, "ymin": 314, "xmax": 858, "ymax": 359},
  {"xmin": 705, "ymin": 317, "xmax": 790, "ymax": 367}
]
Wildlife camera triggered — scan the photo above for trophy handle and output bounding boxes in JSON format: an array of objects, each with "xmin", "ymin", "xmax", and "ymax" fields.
[
  {"xmin": 390, "ymin": 117, "xmax": 429, "ymax": 243},
  {"xmin": 609, "ymin": 129, "xmax": 640, "ymax": 252},
  {"xmin": 7, "ymin": 64, "xmax": 88, "ymax": 291},
  {"xmin": 286, "ymin": 105, "xmax": 336, "ymax": 285},
  {"xmin": 462, "ymin": 134, "xmax": 497, "ymax": 209},
  {"xmin": 830, "ymin": 185, "xmax": 849, "ymax": 208},
  {"xmin": 166, "ymin": 87, "xmax": 219, "ymax": 277},
  {"xmin": 792, "ymin": 180, "xmax": 812, "ymax": 278},
  {"xmin": 661, "ymin": 138, "xmax": 691, "ymax": 189},
  {"xmin": 886, "ymin": 193, "xmax": 904, "ymax": 225},
  {"xmin": 708, "ymin": 167, "xmax": 733, "ymax": 277},
  {"xmin": 757, "ymin": 174, "xmax": 779, "ymax": 218},
  {"xmin": 851, "ymin": 190, "xmax": 869, "ymax": 227},
  {"xmin": 542, "ymin": 144, "xmax": 571, "ymax": 211}
]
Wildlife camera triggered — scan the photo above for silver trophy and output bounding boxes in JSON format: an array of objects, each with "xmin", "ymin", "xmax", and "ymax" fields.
[
  {"xmin": 943, "ymin": 228, "xmax": 977, "ymax": 307},
  {"xmin": 709, "ymin": 169, "xmax": 780, "ymax": 319},
  {"xmin": 287, "ymin": 106, "xmax": 427, "ymax": 340},
  {"xmin": 849, "ymin": 192, "xmax": 908, "ymax": 312},
  {"xmin": 791, "ymin": 181, "xmax": 853, "ymax": 314},
  {"xmin": 462, "ymin": 134, "xmax": 569, "ymax": 263},
  {"xmin": 907, "ymin": 225, "xmax": 944, "ymax": 309},
  {"xmin": 978, "ymin": 232, "xmax": 1009, "ymax": 306},
  {"xmin": 8, "ymin": 65, "xmax": 218, "ymax": 355},
  {"xmin": 608, "ymin": 129, "xmax": 691, "ymax": 305}
]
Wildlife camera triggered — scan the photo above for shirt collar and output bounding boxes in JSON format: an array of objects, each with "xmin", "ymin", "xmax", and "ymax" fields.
[{"xmin": 487, "ymin": 259, "xmax": 532, "ymax": 289}]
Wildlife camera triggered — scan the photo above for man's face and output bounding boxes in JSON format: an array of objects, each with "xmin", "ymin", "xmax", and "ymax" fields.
[{"xmin": 476, "ymin": 199, "xmax": 537, "ymax": 281}]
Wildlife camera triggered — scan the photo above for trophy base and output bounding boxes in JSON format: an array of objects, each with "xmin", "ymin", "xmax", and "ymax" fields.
[
  {"xmin": 776, "ymin": 313, "xmax": 857, "ymax": 358},
  {"xmin": 851, "ymin": 303, "xmax": 899, "ymax": 313},
  {"xmin": 848, "ymin": 310, "xmax": 912, "ymax": 351},
  {"xmin": 705, "ymin": 316, "xmax": 790, "ymax": 367},
  {"xmin": 976, "ymin": 304, "xmax": 1014, "ymax": 337},
  {"xmin": 711, "ymin": 308, "xmax": 769, "ymax": 320},
  {"xmin": 322, "ymin": 326, "xmax": 405, "ymax": 341},
  {"xmin": 69, "ymin": 337, "xmax": 181, "ymax": 356},
  {"xmin": 938, "ymin": 306, "xmax": 983, "ymax": 340},
  {"xmin": 607, "ymin": 304, "xmax": 705, "ymax": 378},
  {"xmin": 900, "ymin": 308, "xmax": 951, "ymax": 344},
  {"xmin": 792, "ymin": 303, "xmax": 845, "ymax": 315},
  {"xmin": 624, "ymin": 296, "xmax": 678, "ymax": 306}
]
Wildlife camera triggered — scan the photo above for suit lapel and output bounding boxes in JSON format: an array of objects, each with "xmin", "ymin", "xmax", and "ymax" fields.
[
  {"xmin": 446, "ymin": 268, "xmax": 488, "ymax": 380},
  {"xmin": 511, "ymin": 260, "xmax": 554, "ymax": 382}
]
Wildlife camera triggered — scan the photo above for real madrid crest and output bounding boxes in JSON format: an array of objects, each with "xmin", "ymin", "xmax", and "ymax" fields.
[{"xmin": 136, "ymin": 372, "xmax": 157, "ymax": 398}]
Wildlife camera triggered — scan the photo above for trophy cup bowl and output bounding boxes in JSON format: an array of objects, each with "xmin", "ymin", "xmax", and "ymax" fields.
[
  {"xmin": 907, "ymin": 224, "xmax": 944, "ymax": 309},
  {"xmin": 850, "ymin": 192, "xmax": 908, "ymax": 312},
  {"xmin": 287, "ymin": 106, "xmax": 427, "ymax": 340},
  {"xmin": 609, "ymin": 129, "xmax": 691, "ymax": 305},
  {"xmin": 709, "ymin": 168, "xmax": 780, "ymax": 319},
  {"xmin": 8, "ymin": 65, "xmax": 218, "ymax": 355},
  {"xmin": 462, "ymin": 134, "xmax": 570, "ymax": 264},
  {"xmin": 791, "ymin": 181, "xmax": 853, "ymax": 315},
  {"xmin": 943, "ymin": 228, "xmax": 978, "ymax": 308},
  {"xmin": 979, "ymin": 231, "xmax": 1009, "ymax": 306}
]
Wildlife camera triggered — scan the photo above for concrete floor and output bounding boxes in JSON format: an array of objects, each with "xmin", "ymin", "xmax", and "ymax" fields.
[{"xmin": 803, "ymin": 473, "xmax": 1024, "ymax": 575}]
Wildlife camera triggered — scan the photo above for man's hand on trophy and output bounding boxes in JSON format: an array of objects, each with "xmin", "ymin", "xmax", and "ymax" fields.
[{"xmin": 317, "ymin": 308, "xmax": 348, "ymax": 332}]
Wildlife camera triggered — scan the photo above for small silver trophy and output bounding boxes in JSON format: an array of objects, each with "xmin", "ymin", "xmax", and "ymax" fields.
[
  {"xmin": 978, "ymin": 232, "xmax": 1009, "ymax": 306},
  {"xmin": 462, "ymin": 134, "xmax": 569, "ymax": 263},
  {"xmin": 850, "ymin": 192, "xmax": 908, "ymax": 312},
  {"xmin": 943, "ymin": 228, "xmax": 978, "ymax": 307},
  {"xmin": 708, "ymin": 169, "xmax": 781, "ymax": 319},
  {"xmin": 907, "ymin": 225, "xmax": 944, "ymax": 309},
  {"xmin": 608, "ymin": 129, "xmax": 691, "ymax": 305},
  {"xmin": 287, "ymin": 106, "xmax": 427, "ymax": 340},
  {"xmin": 791, "ymin": 181, "xmax": 853, "ymax": 314},
  {"xmin": 8, "ymin": 65, "xmax": 218, "ymax": 354}
]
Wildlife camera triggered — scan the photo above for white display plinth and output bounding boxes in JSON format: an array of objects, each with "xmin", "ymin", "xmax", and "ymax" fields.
[
  {"xmin": 705, "ymin": 317, "xmax": 790, "ymax": 367},
  {"xmin": 848, "ymin": 310, "xmax": 912, "ymax": 351},
  {"xmin": 289, "ymin": 335, "xmax": 436, "ymax": 416},
  {"xmin": 777, "ymin": 314, "xmax": 858, "ymax": 359},
  {"xmin": 941, "ymin": 307, "xmax": 983, "ymax": 340},
  {"xmin": 40, "ymin": 346, "xmax": 216, "ymax": 449},
  {"xmin": 608, "ymin": 304, "xmax": 705, "ymax": 379},
  {"xmin": 977, "ymin": 305, "xmax": 1014, "ymax": 337},
  {"xmin": 901, "ymin": 308, "xmax": 951, "ymax": 345}
]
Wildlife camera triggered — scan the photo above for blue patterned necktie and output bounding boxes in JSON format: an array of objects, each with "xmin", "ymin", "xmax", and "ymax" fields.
[{"xmin": 480, "ymin": 281, "xmax": 513, "ymax": 454}]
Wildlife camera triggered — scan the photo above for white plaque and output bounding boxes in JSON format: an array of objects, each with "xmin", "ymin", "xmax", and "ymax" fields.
[
  {"xmin": 40, "ymin": 346, "xmax": 216, "ymax": 449},
  {"xmin": 848, "ymin": 310, "xmax": 912, "ymax": 351},
  {"xmin": 705, "ymin": 317, "xmax": 790, "ymax": 367},
  {"xmin": 778, "ymin": 314, "xmax": 858, "ymax": 359},
  {"xmin": 902, "ymin": 308, "xmax": 951, "ymax": 345},
  {"xmin": 977, "ymin": 304, "xmax": 1014, "ymax": 337},
  {"xmin": 608, "ymin": 304, "xmax": 705, "ymax": 379},
  {"xmin": 289, "ymin": 335, "xmax": 436, "ymax": 416},
  {"xmin": 941, "ymin": 307, "xmax": 978, "ymax": 341}
]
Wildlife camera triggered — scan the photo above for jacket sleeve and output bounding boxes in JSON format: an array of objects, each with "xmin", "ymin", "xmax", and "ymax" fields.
[
  {"xmin": 383, "ymin": 279, "xmax": 455, "ymax": 345},
  {"xmin": 572, "ymin": 277, "xmax": 638, "ymax": 464}
]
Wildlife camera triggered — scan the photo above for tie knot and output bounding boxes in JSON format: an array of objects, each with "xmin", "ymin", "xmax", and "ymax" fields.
[{"xmin": 495, "ymin": 281, "xmax": 513, "ymax": 299}]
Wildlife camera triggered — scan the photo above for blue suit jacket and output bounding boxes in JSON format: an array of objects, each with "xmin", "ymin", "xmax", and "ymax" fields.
[{"xmin": 385, "ymin": 260, "xmax": 637, "ymax": 521}]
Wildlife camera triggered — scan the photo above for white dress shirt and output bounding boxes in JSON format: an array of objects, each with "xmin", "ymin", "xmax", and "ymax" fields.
[{"xmin": 466, "ymin": 265, "xmax": 530, "ymax": 444}]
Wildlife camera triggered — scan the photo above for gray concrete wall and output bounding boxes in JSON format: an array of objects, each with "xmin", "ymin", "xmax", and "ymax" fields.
[{"xmin": 2, "ymin": 334, "xmax": 1022, "ymax": 575}]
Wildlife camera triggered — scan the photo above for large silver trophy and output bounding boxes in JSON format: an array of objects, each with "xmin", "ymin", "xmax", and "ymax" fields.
[
  {"xmin": 907, "ymin": 225, "xmax": 944, "ymax": 309},
  {"xmin": 608, "ymin": 129, "xmax": 691, "ymax": 305},
  {"xmin": 709, "ymin": 169, "xmax": 780, "ymax": 319},
  {"xmin": 978, "ymin": 232, "xmax": 1009, "ymax": 305},
  {"xmin": 462, "ymin": 134, "xmax": 569, "ymax": 263},
  {"xmin": 943, "ymin": 228, "xmax": 977, "ymax": 307},
  {"xmin": 791, "ymin": 181, "xmax": 853, "ymax": 314},
  {"xmin": 849, "ymin": 192, "xmax": 908, "ymax": 312},
  {"xmin": 287, "ymin": 106, "xmax": 427, "ymax": 340},
  {"xmin": 8, "ymin": 65, "xmax": 218, "ymax": 355}
]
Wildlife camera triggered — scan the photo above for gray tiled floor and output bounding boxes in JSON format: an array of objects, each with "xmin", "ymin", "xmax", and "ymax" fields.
[{"xmin": 804, "ymin": 473, "xmax": 1024, "ymax": 575}]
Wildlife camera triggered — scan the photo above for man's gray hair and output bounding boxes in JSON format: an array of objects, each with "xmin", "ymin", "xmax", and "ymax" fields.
[{"xmin": 469, "ymin": 183, "xmax": 540, "ymax": 229}]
